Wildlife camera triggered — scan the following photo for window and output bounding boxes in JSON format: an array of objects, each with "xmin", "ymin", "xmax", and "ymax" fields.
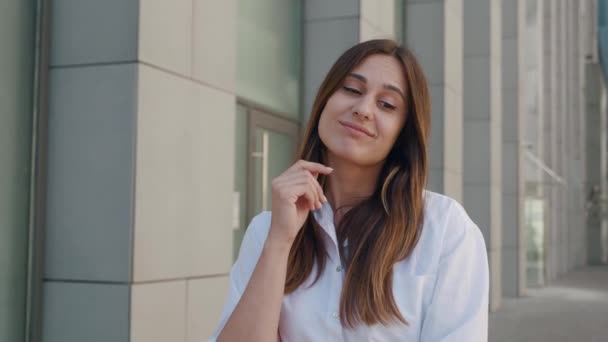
[{"xmin": 236, "ymin": 0, "xmax": 302, "ymax": 118}]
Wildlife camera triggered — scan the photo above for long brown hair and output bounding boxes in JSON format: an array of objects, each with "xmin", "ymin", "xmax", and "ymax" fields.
[{"xmin": 285, "ymin": 39, "xmax": 431, "ymax": 328}]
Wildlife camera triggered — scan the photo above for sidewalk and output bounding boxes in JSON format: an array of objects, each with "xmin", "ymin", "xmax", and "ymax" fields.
[{"xmin": 489, "ymin": 266, "xmax": 608, "ymax": 342}]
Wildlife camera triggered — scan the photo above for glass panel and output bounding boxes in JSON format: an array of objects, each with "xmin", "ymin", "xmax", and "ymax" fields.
[
  {"xmin": 233, "ymin": 105, "xmax": 248, "ymax": 260},
  {"xmin": 0, "ymin": 0, "xmax": 37, "ymax": 340},
  {"xmin": 252, "ymin": 129, "xmax": 295, "ymax": 215},
  {"xmin": 525, "ymin": 197, "xmax": 545, "ymax": 287},
  {"xmin": 236, "ymin": 0, "xmax": 301, "ymax": 117}
]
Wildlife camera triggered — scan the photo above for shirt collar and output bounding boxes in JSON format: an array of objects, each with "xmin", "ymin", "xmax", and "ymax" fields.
[{"xmin": 312, "ymin": 201, "xmax": 338, "ymax": 248}]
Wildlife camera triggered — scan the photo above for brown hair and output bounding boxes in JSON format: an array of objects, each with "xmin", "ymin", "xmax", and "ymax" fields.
[{"xmin": 285, "ymin": 39, "xmax": 431, "ymax": 328}]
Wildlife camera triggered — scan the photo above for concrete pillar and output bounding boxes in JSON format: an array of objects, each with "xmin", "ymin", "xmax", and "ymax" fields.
[
  {"xmin": 576, "ymin": 1, "xmax": 588, "ymax": 268},
  {"xmin": 501, "ymin": 0, "xmax": 526, "ymax": 298},
  {"xmin": 405, "ymin": 0, "xmax": 464, "ymax": 201},
  {"xmin": 463, "ymin": 0, "xmax": 502, "ymax": 310},
  {"xmin": 565, "ymin": 0, "xmax": 576, "ymax": 272},
  {"xmin": 557, "ymin": 0, "xmax": 569, "ymax": 276},
  {"xmin": 566, "ymin": 1, "xmax": 587, "ymax": 270},
  {"xmin": 544, "ymin": 0, "xmax": 560, "ymax": 282},
  {"xmin": 42, "ymin": 0, "xmax": 237, "ymax": 341},
  {"xmin": 360, "ymin": 0, "xmax": 398, "ymax": 42},
  {"xmin": 586, "ymin": 62, "xmax": 608, "ymax": 265}
]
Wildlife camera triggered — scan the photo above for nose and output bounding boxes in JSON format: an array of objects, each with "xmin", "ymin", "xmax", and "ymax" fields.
[{"xmin": 353, "ymin": 95, "xmax": 375, "ymax": 121}]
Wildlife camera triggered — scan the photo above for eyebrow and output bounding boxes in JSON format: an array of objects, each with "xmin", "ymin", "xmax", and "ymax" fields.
[{"xmin": 348, "ymin": 72, "xmax": 406, "ymax": 101}]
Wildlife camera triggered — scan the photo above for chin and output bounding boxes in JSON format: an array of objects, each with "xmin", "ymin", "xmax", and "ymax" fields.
[{"xmin": 326, "ymin": 142, "xmax": 380, "ymax": 166}]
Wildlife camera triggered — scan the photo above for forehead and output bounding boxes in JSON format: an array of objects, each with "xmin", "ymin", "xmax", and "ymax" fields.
[{"xmin": 349, "ymin": 54, "xmax": 406, "ymax": 90}]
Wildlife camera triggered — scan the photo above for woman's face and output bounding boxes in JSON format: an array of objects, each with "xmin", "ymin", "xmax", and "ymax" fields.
[{"xmin": 318, "ymin": 54, "xmax": 408, "ymax": 167}]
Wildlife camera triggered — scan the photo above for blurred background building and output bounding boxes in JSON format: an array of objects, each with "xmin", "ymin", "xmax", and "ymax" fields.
[{"xmin": 1, "ymin": 0, "xmax": 608, "ymax": 341}]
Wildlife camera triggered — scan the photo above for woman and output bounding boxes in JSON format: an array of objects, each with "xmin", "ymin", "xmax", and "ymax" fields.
[{"xmin": 211, "ymin": 39, "xmax": 489, "ymax": 341}]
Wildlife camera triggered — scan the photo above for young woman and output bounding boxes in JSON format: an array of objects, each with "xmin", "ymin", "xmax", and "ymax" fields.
[{"xmin": 210, "ymin": 39, "xmax": 489, "ymax": 341}]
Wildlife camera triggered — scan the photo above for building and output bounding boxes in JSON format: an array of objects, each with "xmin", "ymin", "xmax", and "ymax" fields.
[{"xmin": 1, "ymin": 0, "xmax": 607, "ymax": 341}]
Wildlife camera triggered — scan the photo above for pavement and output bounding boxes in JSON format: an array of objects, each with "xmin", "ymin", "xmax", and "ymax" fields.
[{"xmin": 489, "ymin": 266, "xmax": 608, "ymax": 342}]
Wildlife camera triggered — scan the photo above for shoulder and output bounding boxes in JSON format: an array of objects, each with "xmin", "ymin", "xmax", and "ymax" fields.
[
  {"xmin": 422, "ymin": 190, "xmax": 481, "ymax": 237},
  {"xmin": 414, "ymin": 191, "xmax": 487, "ymax": 272},
  {"xmin": 241, "ymin": 211, "xmax": 273, "ymax": 247},
  {"xmin": 422, "ymin": 190, "xmax": 472, "ymax": 233},
  {"xmin": 231, "ymin": 211, "xmax": 273, "ymax": 289},
  {"xmin": 234, "ymin": 211, "xmax": 272, "ymax": 264}
]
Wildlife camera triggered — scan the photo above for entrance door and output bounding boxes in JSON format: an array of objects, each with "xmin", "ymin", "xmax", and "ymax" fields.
[
  {"xmin": 233, "ymin": 102, "xmax": 299, "ymax": 259},
  {"xmin": 249, "ymin": 110, "xmax": 299, "ymax": 218}
]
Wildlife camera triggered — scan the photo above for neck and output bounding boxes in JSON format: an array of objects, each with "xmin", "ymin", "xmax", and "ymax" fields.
[{"xmin": 324, "ymin": 153, "xmax": 383, "ymax": 222}]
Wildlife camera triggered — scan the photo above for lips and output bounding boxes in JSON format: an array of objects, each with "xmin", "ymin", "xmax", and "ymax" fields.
[{"xmin": 338, "ymin": 120, "xmax": 375, "ymax": 137}]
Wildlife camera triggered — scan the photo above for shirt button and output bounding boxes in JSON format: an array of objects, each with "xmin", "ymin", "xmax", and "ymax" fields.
[
  {"xmin": 332, "ymin": 312, "xmax": 338, "ymax": 319},
  {"xmin": 336, "ymin": 265, "xmax": 342, "ymax": 272}
]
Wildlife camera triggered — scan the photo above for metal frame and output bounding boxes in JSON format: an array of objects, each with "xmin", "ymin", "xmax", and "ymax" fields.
[
  {"xmin": 25, "ymin": 0, "xmax": 50, "ymax": 340},
  {"xmin": 238, "ymin": 98, "xmax": 301, "ymax": 223}
]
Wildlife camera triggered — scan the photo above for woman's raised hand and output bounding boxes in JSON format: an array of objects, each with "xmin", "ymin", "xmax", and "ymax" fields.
[{"xmin": 268, "ymin": 160, "xmax": 333, "ymax": 246}]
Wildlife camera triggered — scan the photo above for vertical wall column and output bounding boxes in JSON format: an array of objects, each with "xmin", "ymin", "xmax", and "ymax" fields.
[
  {"xmin": 538, "ymin": 0, "xmax": 550, "ymax": 284},
  {"xmin": 43, "ymin": 1, "xmax": 238, "ymax": 341},
  {"xmin": 586, "ymin": 62, "xmax": 607, "ymax": 265},
  {"xmin": 535, "ymin": 0, "xmax": 552, "ymax": 286},
  {"xmin": 566, "ymin": 1, "xmax": 587, "ymax": 269},
  {"xmin": 565, "ymin": 0, "xmax": 576, "ymax": 272},
  {"xmin": 501, "ymin": 0, "xmax": 526, "ymax": 297},
  {"xmin": 43, "ymin": 1, "xmax": 140, "ymax": 341},
  {"xmin": 544, "ymin": 0, "xmax": 560, "ymax": 282},
  {"xmin": 405, "ymin": 0, "xmax": 464, "ymax": 201},
  {"xmin": 557, "ymin": 0, "xmax": 569, "ymax": 276},
  {"xmin": 359, "ymin": 0, "xmax": 400, "ymax": 42},
  {"xmin": 132, "ymin": 0, "xmax": 237, "ymax": 341},
  {"xmin": 462, "ymin": 0, "xmax": 503, "ymax": 311}
]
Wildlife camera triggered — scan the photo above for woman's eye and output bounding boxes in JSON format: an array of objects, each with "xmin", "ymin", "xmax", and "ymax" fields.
[
  {"xmin": 380, "ymin": 101, "xmax": 396, "ymax": 110},
  {"xmin": 343, "ymin": 86, "xmax": 362, "ymax": 95}
]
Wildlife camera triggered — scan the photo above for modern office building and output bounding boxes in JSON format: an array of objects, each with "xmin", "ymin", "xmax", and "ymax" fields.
[{"xmin": 1, "ymin": 0, "xmax": 607, "ymax": 341}]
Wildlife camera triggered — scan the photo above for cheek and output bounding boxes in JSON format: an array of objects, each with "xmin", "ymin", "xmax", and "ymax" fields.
[
  {"xmin": 317, "ymin": 110, "xmax": 330, "ymax": 137},
  {"xmin": 377, "ymin": 116, "xmax": 405, "ymax": 146},
  {"xmin": 317, "ymin": 97, "xmax": 343, "ymax": 138}
]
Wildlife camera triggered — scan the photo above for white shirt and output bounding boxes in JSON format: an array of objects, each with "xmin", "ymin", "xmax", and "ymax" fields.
[{"xmin": 209, "ymin": 190, "xmax": 489, "ymax": 341}]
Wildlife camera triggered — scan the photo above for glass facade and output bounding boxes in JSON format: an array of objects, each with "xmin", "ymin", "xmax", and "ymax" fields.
[
  {"xmin": 234, "ymin": 0, "xmax": 303, "ymax": 259},
  {"xmin": 599, "ymin": 0, "xmax": 608, "ymax": 81},
  {"xmin": 525, "ymin": 197, "xmax": 545, "ymax": 287},
  {"xmin": 236, "ymin": 0, "xmax": 302, "ymax": 118}
]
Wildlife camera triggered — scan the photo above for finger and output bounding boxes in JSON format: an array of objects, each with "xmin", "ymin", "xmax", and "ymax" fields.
[
  {"xmin": 287, "ymin": 179, "xmax": 321, "ymax": 209},
  {"xmin": 274, "ymin": 172, "xmax": 325, "ymax": 207},
  {"xmin": 301, "ymin": 184, "xmax": 318, "ymax": 211},
  {"xmin": 312, "ymin": 176, "xmax": 327, "ymax": 203},
  {"xmin": 294, "ymin": 160, "xmax": 333, "ymax": 176},
  {"xmin": 305, "ymin": 172, "xmax": 324, "ymax": 207},
  {"xmin": 306, "ymin": 180, "xmax": 322, "ymax": 209},
  {"xmin": 276, "ymin": 169, "xmax": 310, "ymax": 184},
  {"xmin": 276, "ymin": 169, "xmax": 320, "ymax": 190},
  {"xmin": 289, "ymin": 172, "xmax": 322, "ymax": 208}
]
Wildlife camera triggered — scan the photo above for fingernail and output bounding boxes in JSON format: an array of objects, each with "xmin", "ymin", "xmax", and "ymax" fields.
[{"xmin": 326, "ymin": 167, "xmax": 333, "ymax": 171}]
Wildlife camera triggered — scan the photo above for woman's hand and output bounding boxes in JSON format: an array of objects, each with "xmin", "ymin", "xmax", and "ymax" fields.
[{"xmin": 268, "ymin": 160, "xmax": 333, "ymax": 246}]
